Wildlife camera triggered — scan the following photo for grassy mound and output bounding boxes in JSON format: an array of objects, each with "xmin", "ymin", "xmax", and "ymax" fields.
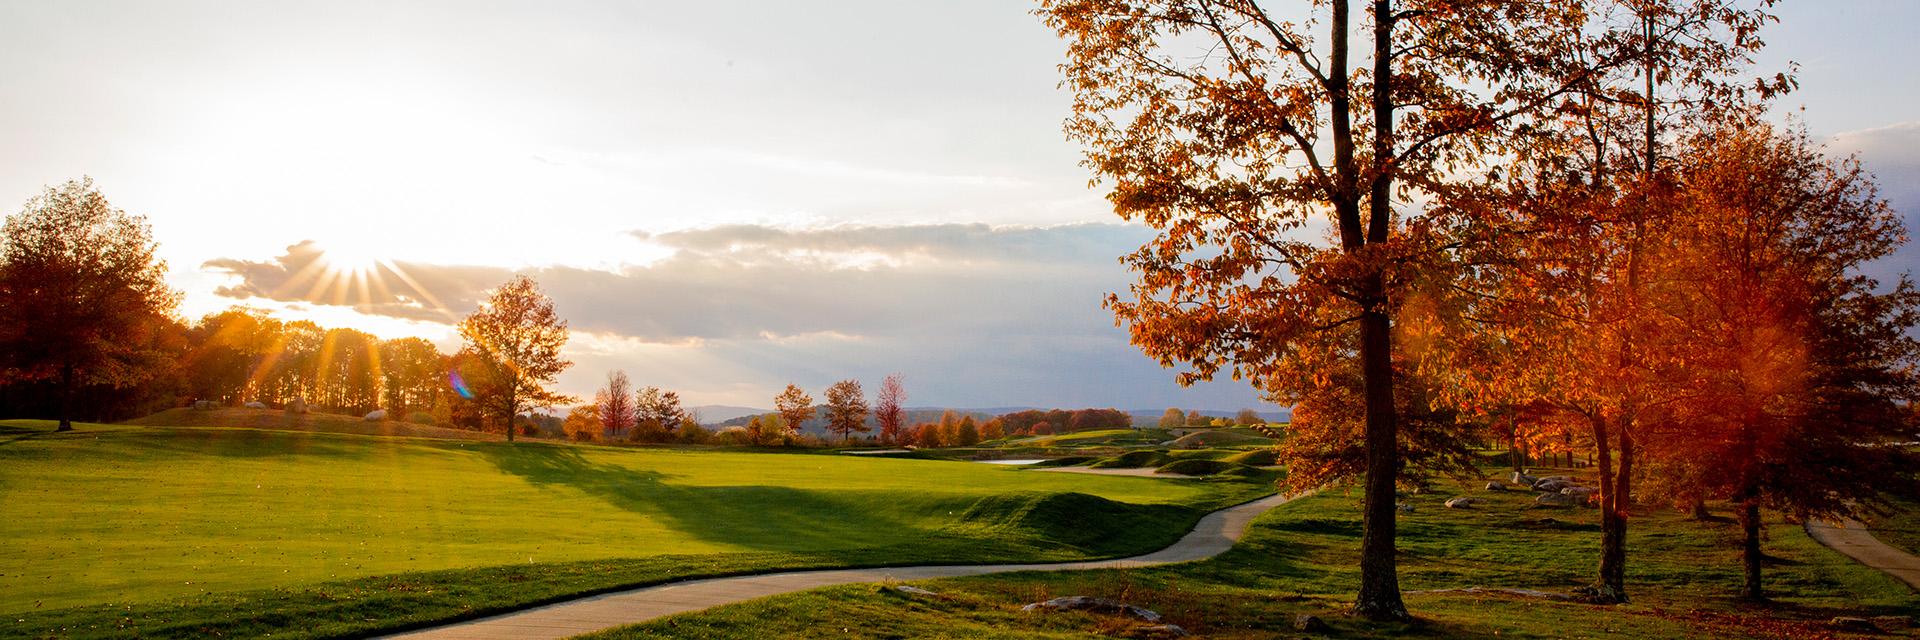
[
  {"xmin": 1154, "ymin": 458, "xmax": 1240, "ymax": 476},
  {"xmin": 1166, "ymin": 429, "xmax": 1273, "ymax": 448},
  {"xmin": 1089, "ymin": 450, "xmax": 1173, "ymax": 469},
  {"xmin": 1166, "ymin": 448, "xmax": 1237, "ymax": 461},
  {"xmin": 1217, "ymin": 464, "xmax": 1281, "ymax": 481},
  {"xmin": 951, "ymin": 491, "xmax": 1196, "ymax": 554},
  {"xmin": 1222, "ymin": 449, "xmax": 1279, "ymax": 466},
  {"xmin": 125, "ymin": 407, "xmax": 501, "ymax": 441}
]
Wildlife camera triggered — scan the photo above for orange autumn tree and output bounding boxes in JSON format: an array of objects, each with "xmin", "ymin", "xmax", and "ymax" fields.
[
  {"xmin": 774, "ymin": 383, "xmax": 813, "ymax": 441},
  {"xmin": 456, "ymin": 275, "xmax": 574, "ymax": 442},
  {"xmin": 1643, "ymin": 124, "xmax": 1920, "ymax": 601},
  {"xmin": 823, "ymin": 378, "xmax": 871, "ymax": 444},
  {"xmin": 1040, "ymin": 0, "xmax": 1629, "ymax": 619},
  {"xmin": 1436, "ymin": 1, "xmax": 1789, "ymax": 603},
  {"xmin": 875, "ymin": 374, "xmax": 907, "ymax": 445}
]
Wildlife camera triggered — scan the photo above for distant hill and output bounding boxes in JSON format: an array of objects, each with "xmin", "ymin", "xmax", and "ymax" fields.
[
  {"xmin": 715, "ymin": 407, "xmax": 997, "ymax": 435},
  {"xmin": 689, "ymin": 405, "xmax": 770, "ymax": 425},
  {"xmin": 1124, "ymin": 408, "xmax": 1292, "ymax": 427}
]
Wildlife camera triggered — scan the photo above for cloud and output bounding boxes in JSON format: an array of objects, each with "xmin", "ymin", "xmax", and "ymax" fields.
[
  {"xmin": 203, "ymin": 222, "xmax": 1156, "ymax": 344},
  {"xmin": 1830, "ymin": 122, "xmax": 1920, "ymax": 282},
  {"xmin": 196, "ymin": 222, "xmax": 1277, "ymax": 410}
]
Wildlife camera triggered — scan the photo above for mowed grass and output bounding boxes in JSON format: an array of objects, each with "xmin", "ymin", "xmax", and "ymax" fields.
[
  {"xmin": 0, "ymin": 420, "xmax": 1262, "ymax": 616},
  {"xmin": 584, "ymin": 472, "xmax": 1920, "ymax": 640}
]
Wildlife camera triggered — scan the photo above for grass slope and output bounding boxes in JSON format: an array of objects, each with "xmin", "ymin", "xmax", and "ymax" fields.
[
  {"xmin": 1, "ymin": 420, "xmax": 1268, "ymax": 638},
  {"xmin": 582, "ymin": 477, "xmax": 1920, "ymax": 640}
]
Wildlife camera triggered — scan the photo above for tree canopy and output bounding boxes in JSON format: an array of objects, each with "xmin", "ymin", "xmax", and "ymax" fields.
[
  {"xmin": 0, "ymin": 178, "xmax": 180, "ymax": 430},
  {"xmin": 456, "ymin": 275, "xmax": 573, "ymax": 442}
]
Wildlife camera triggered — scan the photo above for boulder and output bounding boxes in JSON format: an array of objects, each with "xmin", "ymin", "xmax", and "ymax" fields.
[
  {"xmin": 1511, "ymin": 471, "xmax": 1539, "ymax": 486},
  {"xmin": 1830, "ymin": 617, "xmax": 1880, "ymax": 633},
  {"xmin": 1561, "ymin": 486, "xmax": 1601, "ymax": 499},
  {"xmin": 244, "ymin": 401, "xmax": 267, "ymax": 409},
  {"xmin": 364, "ymin": 410, "xmax": 388, "ymax": 422},
  {"xmin": 1534, "ymin": 493, "xmax": 1582, "ymax": 507},
  {"xmin": 1533, "ymin": 479, "xmax": 1576, "ymax": 492},
  {"xmin": 1395, "ymin": 503, "xmax": 1415, "ymax": 512},
  {"xmin": 1021, "ymin": 596, "xmax": 1161, "ymax": 622},
  {"xmin": 193, "ymin": 400, "xmax": 216, "ymax": 411},
  {"xmin": 1137, "ymin": 625, "xmax": 1190, "ymax": 638},
  {"xmin": 1412, "ymin": 486, "xmax": 1433, "ymax": 495},
  {"xmin": 1486, "ymin": 481, "xmax": 1506, "ymax": 491},
  {"xmin": 1445, "ymin": 497, "xmax": 1478, "ymax": 509},
  {"xmin": 894, "ymin": 585, "xmax": 939, "ymax": 596},
  {"xmin": 1293, "ymin": 614, "xmax": 1330, "ymax": 632},
  {"xmin": 286, "ymin": 397, "xmax": 309, "ymax": 414},
  {"xmin": 1537, "ymin": 475, "xmax": 1575, "ymax": 484}
]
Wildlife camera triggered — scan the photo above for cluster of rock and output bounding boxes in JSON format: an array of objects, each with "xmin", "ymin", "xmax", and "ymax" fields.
[{"xmin": 1502, "ymin": 471, "xmax": 1601, "ymax": 508}]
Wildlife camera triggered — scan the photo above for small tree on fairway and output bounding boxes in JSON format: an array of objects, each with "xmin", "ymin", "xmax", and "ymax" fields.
[
  {"xmin": 0, "ymin": 178, "xmax": 180, "ymax": 431},
  {"xmin": 635, "ymin": 386, "xmax": 685, "ymax": 432},
  {"xmin": 1236, "ymin": 409, "xmax": 1262, "ymax": 426},
  {"xmin": 746, "ymin": 415, "xmax": 766, "ymax": 445},
  {"xmin": 775, "ymin": 384, "xmax": 813, "ymax": 441},
  {"xmin": 875, "ymin": 373, "xmax": 906, "ymax": 445},
  {"xmin": 596, "ymin": 370, "xmax": 637, "ymax": 439},
  {"xmin": 456, "ymin": 275, "xmax": 574, "ymax": 442},
  {"xmin": 824, "ymin": 379, "xmax": 870, "ymax": 444}
]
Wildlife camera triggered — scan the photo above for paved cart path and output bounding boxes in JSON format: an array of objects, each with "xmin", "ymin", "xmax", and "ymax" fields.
[
  {"xmin": 1806, "ymin": 518, "xmax": 1920, "ymax": 592},
  {"xmin": 380, "ymin": 491, "xmax": 1297, "ymax": 640}
]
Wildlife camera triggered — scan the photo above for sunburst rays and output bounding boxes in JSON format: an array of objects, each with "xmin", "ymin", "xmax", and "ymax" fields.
[{"xmin": 267, "ymin": 242, "xmax": 460, "ymax": 323}]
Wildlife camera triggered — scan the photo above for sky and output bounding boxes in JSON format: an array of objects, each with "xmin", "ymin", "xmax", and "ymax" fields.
[{"xmin": 3, "ymin": 1, "xmax": 1917, "ymax": 411}]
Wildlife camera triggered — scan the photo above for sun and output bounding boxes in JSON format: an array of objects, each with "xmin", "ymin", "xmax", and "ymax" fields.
[{"xmin": 317, "ymin": 241, "xmax": 382, "ymax": 274}]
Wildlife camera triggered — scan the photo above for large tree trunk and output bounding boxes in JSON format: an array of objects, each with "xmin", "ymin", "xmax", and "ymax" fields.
[
  {"xmin": 57, "ymin": 364, "xmax": 75, "ymax": 431},
  {"xmin": 1739, "ymin": 490, "xmax": 1765, "ymax": 601},
  {"xmin": 1353, "ymin": 286, "xmax": 1407, "ymax": 620},
  {"xmin": 504, "ymin": 385, "xmax": 517, "ymax": 443},
  {"xmin": 1590, "ymin": 414, "xmax": 1628, "ymax": 603},
  {"xmin": 1349, "ymin": 0, "xmax": 1408, "ymax": 622}
]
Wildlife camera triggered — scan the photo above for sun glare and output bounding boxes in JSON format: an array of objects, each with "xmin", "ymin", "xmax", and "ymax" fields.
[{"xmin": 318, "ymin": 243, "xmax": 382, "ymax": 274}]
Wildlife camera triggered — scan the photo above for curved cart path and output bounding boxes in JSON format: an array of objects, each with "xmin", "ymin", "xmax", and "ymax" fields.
[
  {"xmin": 1805, "ymin": 519, "xmax": 1920, "ymax": 592},
  {"xmin": 379, "ymin": 491, "xmax": 1298, "ymax": 640}
]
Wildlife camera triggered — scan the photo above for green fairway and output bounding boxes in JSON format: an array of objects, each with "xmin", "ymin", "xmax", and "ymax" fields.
[
  {"xmin": 582, "ymin": 473, "xmax": 1920, "ymax": 640},
  {"xmin": 0, "ymin": 420, "xmax": 1258, "ymax": 615}
]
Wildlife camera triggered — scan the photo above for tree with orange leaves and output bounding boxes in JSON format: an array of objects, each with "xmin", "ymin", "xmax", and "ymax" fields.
[
  {"xmin": 1641, "ymin": 124, "xmax": 1920, "ymax": 601},
  {"xmin": 1039, "ymin": 0, "xmax": 1647, "ymax": 618},
  {"xmin": 1434, "ymin": 1, "xmax": 1792, "ymax": 603},
  {"xmin": 456, "ymin": 275, "xmax": 574, "ymax": 442},
  {"xmin": 774, "ymin": 383, "xmax": 813, "ymax": 442}
]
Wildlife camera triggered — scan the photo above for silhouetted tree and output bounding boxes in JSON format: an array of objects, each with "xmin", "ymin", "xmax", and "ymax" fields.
[{"xmin": 0, "ymin": 178, "xmax": 180, "ymax": 430}]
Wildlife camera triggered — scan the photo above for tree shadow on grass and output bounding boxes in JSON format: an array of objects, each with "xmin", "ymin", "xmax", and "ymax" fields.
[{"xmin": 475, "ymin": 442, "xmax": 940, "ymax": 553}]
